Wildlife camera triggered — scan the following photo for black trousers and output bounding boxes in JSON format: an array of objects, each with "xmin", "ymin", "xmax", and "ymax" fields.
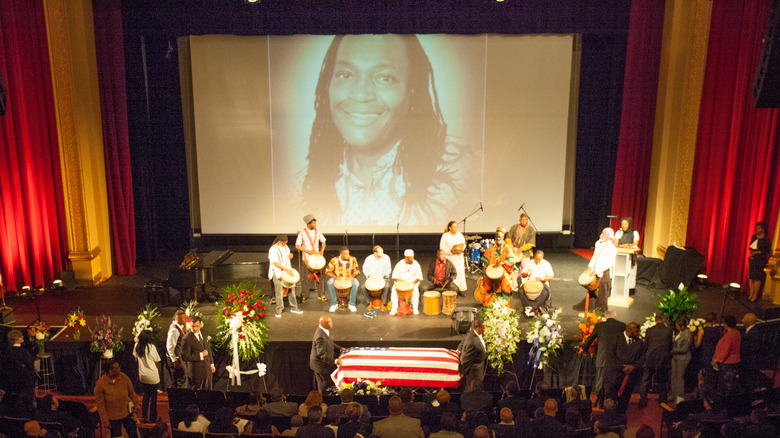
[{"xmin": 109, "ymin": 413, "xmax": 138, "ymax": 438}]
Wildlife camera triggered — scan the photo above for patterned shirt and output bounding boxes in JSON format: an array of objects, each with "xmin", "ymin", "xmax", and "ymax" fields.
[{"xmin": 326, "ymin": 256, "xmax": 360, "ymax": 278}]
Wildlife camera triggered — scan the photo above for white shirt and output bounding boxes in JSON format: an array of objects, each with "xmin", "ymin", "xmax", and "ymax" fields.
[
  {"xmin": 362, "ymin": 254, "xmax": 392, "ymax": 279},
  {"xmin": 133, "ymin": 343, "xmax": 161, "ymax": 384},
  {"xmin": 520, "ymin": 258, "xmax": 554, "ymax": 285},
  {"xmin": 392, "ymin": 260, "xmax": 423, "ymax": 283},
  {"xmin": 589, "ymin": 239, "xmax": 617, "ymax": 277},
  {"xmin": 320, "ymin": 327, "xmax": 330, "ymax": 337},
  {"xmin": 166, "ymin": 321, "xmax": 184, "ymax": 361},
  {"xmin": 474, "ymin": 330, "xmax": 486, "ymax": 351},
  {"xmin": 268, "ymin": 244, "xmax": 291, "ymax": 279},
  {"xmin": 296, "ymin": 228, "xmax": 326, "ymax": 264}
]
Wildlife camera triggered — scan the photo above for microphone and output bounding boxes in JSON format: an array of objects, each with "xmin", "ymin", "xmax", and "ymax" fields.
[
  {"xmin": 480, "ymin": 202, "xmax": 484, "ymax": 212},
  {"xmin": 518, "ymin": 203, "xmax": 525, "ymax": 212}
]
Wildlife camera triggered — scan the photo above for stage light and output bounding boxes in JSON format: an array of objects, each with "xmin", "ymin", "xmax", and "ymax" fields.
[
  {"xmin": 694, "ymin": 273, "xmax": 709, "ymax": 291},
  {"xmin": 729, "ymin": 282, "xmax": 741, "ymax": 289},
  {"xmin": 51, "ymin": 279, "xmax": 66, "ymax": 295}
]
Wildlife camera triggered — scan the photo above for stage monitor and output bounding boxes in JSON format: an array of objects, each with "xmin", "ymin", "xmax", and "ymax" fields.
[{"xmin": 181, "ymin": 33, "xmax": 579, "ymax": 234}]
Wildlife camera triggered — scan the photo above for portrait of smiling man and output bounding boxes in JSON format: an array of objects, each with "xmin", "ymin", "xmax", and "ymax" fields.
[{"xmin": 300, "ymin": 34, "xmax": 470, "ymax": 226}]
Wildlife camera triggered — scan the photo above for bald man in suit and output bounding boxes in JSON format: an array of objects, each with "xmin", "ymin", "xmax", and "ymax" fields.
[{"xmin": 309, "ymin": 316, "xmax": 344, "ymax": 392}]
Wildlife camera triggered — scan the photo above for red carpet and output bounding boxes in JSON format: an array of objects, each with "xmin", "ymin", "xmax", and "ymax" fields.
[{"xmin": 571, "ymin": 248, "xmax": 594, "ymax": 260}]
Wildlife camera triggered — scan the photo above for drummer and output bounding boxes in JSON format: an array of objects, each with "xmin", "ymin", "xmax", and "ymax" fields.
[
  {"xmin": 325, "ymin": 247, "xmax": 360, "ymax": 313},
  {"xmin": 423, "ymin": 250, "xmax": 459, "ymax": 293},
  {"xmin": 269, "ymin": 235, "xmax": 303, "ymax": 318},
  {"xmin": 295, "ymin": 214, "xmax": 327, "ymax": 303},
  {"xmin": 360, "ymin": 245, "xmax": 392, "ymax": 312},
  {"xmin": 481, "ymin": 227, "xmax": 516, "ymax": 305},
  {"xmin": 389, "ymin": 249, "xmax": 424, "ymax": 316},
  {"xmin": 518, "ymin": 250, "xmax": 554, "ymax": 317}
]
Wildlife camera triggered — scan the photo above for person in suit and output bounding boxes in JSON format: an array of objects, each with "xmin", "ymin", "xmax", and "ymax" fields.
[
  {"xmin": 458, "ymin": 318, "xmax": 487, "ymax": 390},
  {"xmin": 309, "ymin": 316, "xmax": 344, "ymax": 393},
  {"xmin": 266, "ymin": 388, "xmax": 300, "ymax": 417},
  {"xmin": 372, "ymin": 396, "xmax": 425, "ymax": 438},
  {"xmin": 295, "ymin": 405, "xmax": 335, "ymax": 438},
  {"xmin": 740, "ymin": 313, "xmax": 761, "ymax": 391},
  {"xmin": 579, "ymin": 310, "xmax": 625, "ymax": 408},
  {"xmin": 669, "ymin": 317, "xmax": 692, "ymax": 402},
  {"xmin": 529, "ymin": 399, "xmax": 567, "ymax": 437},
  {"xmin": 399, "ymin": 387, "xmax": 429, "ymax": 419},
  {"xmin": 639, "ymin": 314, "xmax": 672, "ymax": 407},
  {"xmin": 460, "ymin": 380, "xmax": 495, "ymax": 416},
  {"xmin": 604, "ymin": 322, "xmax": 645, "ymax": 414},
  {"xmin": 180, "ymin": 316, "xmax": 215, "ymax": 390}
]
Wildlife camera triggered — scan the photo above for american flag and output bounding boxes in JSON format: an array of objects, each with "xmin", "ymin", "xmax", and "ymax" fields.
[{"xmin": 331, "ymin": 347, "xmax": 461, "ymax": 388}]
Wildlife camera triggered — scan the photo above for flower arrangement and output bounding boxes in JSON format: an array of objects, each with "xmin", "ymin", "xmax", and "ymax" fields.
[
  {"xmin": 331, "ymin": 378, "xmax": 389, "ymax": 396},
  {"xmin": 132, "ymin": 304, "xmax": 161, "ymax": 342},
  {"xmin": 526, "ymin": 308, "xmax": 563, "ymax": 370},
  {"xmin": 65, "ymin": 308, "xmax": 87, "ymax": 340},
  {"xmin": 28, "ymin": 320, "xmax": 51, "ymax": 354},
  {"xmin": 214, "ymin": 283, "xmax": 269, "ymax": 361},
  {"xmin": 638, "ymin": 315, "xmax": 656, "ymax": 340},
  {"xmin": 657, "ymin": 284, "xmax": 698, "ymax": 323},
  {"xmin": 689, "ymin": 317, "xmax": 706, "ymax": 332},
  {"xmin": 481, "ymin": 298, "xmax": 521, "ymax": 374},
  {"xmin": 574, "ymin": 311, "xmax": 605, "ymax": 356},
  {"xmin": 89, "ymin": 315, "xmax": 124, "ymax": 358},
  {"xmin": 181, "ymin": 300, "xmax": 204, "ymax": 332}
]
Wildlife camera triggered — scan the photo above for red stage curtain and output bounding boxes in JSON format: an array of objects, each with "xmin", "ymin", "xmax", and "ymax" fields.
[
  {"xmin": 686, "ymin": 0, "xmax": 780, "ymax": 285},
  {"xmin": 93, "ymin": 0, "xmax": 136, "ymax": 275},
  {"xmin": 610, "ymin": 0, "xmax": 665, "ymax": 242},
  {"xmin": 0, "ymin": 1, "xmax": 68, "ymax": 292}
]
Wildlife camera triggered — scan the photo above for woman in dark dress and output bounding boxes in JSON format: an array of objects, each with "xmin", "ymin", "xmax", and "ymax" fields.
[
  {"xmin": 748, "ymin": 221, "xmax": 771, "ymax": 302},
  {"xmin": 695, "ymin": 313, "xmax": 720, "ymax": 372}
]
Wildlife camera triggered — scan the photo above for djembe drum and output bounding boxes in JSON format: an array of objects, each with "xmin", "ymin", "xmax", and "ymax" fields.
[
  {"xmin": 423, "ymin": 291, "xmax": 441, "ymax": 315},
  {"xmin": 280, "ymin": 268, "xmax": 300, "ymax": 297},
  {"xmin": 441, "ymin": 290, "xmax": 457, "ymax": 315},
  {"xmin": 334, "ymin": 278, "xmax": 352, "ymax": 309},
  {"xmin": 364, "ymin": 276, "xmax": 385, "ymax": 309},
  {"xmin": 577, "ymin": 270, "xmax": 600, "ymax": 292},
  {"xmin": 395, "ymin": 280, "xmax": 414, "ymax": 309},
  {"xmin": 523, "ymin": 279, "xmax": 544, "ymax": 301}
]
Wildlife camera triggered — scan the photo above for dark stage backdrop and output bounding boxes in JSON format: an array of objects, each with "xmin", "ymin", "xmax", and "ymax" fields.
[
  {"xmin": 119, "ymin": 0, "xmax": 631, "ymax": 265},
  {"xmin": 687, "ymin": 0, "xmax": 780, "ymax": 285}
]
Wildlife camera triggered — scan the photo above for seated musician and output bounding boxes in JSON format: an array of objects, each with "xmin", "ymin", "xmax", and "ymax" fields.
[
  {"xmin": 519, "ymin": 250, "xmax": 554, "ymax": 317},
  {"xmin": 481, "ymin": 227, "xmax": 515, "ymax": 305},
  {"xmin": 423, "ymin": 250, "xmax": 459, "ymax": 293},
  {"xmin": 360, "ymin": 245, "xmax": 392, "ymax": 312},
  {"xmin": 325, "ymin": 247, "xmax": 360, "ymax": 313},
  {"xmin": 389, "ymin": 249, "xmax": 423, "ymax": 316}
]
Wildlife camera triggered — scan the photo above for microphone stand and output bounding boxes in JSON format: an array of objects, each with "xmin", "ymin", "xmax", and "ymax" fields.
[
  {"xmin": 518, "ymin": 204, "xmax": 540, "ymax": 235},
  {"xmin": 396, "ymin": 223, "xmax": 400, "ymax": 262},
  {"xmin": 459, "ymin": 203, "xmax": 484, "ymax": 237}
]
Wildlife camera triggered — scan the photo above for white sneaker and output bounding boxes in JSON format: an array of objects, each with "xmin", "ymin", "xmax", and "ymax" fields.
[
  {"xmin": 329, "ymin": 305, "xmax": 338, "ymax": 313},
  {"xmin": 413, "ymin": 309, "xmax": 419, "ymax": 315},
  {"xmin": 524, "ymin": 307, "xmax": 534, "ymax": 317},
  {"xmin": 290, "ymin": 309, "xmax": 303, "ymax": 314},
  {"xmin": 389, "ymin": 310, "xmax": 397, "ymax": 316},
  {"xmin": 348, "ymin": 305, "xmax": 357, "ymax": 312},
  {"xmin": 275, "ymin": 313, "xmax": 282, "ymax": 318}
]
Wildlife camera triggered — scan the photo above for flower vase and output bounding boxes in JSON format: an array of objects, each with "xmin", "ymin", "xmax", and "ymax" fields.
[
  {"xmin": 73, "ymin": 329, "xmax": 80, "ymax": 341},
  {"xmin": 37, "ymin": 340, "xmax": 45, "ymax": 355},
  {"xmin": 102, "ymin": 349, "xmax": 114, "ymax": 359}
]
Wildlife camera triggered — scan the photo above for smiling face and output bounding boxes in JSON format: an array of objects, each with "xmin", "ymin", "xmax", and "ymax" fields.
[{"xmin": 329, "ymin": 34, "xmax": 409, "ymax": 153}]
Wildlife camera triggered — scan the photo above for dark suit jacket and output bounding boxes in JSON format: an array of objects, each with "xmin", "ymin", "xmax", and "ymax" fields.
[
  {"xmin": 295, "ymin": 423, "xmax": 336, "ymax": 438},
  {"xmin": 644, "ymin": 323, "xmax": 672, "ymax": 368},
  {"xmin": 180, "ymin": 330, "xmax": 214, "ymax": 380},
  {"xmin": 427, "ymin": 259, "xmax": 457, "ymax": 285},
  {"xmin": 309, "ymin": 327, "xmax": 343, "ymax": 377},
  {"xmin": 458, "ymin": 330, "xmax": 486, "ymax": 382},
  {"xmin": 460, "ymin": 390, "xmax": 495, "ymax": 415},
  {"xmin": 372, "ymin": 414, "xmax": 424, "ymax": 438},
  {"xmin": 530, "ymin": 415, "xmax": 567, "ymax": 438},
  {"xmin": 606, "ymin": 334, "xmax": 646, "ymax": 375},
  {"xmin": 402, "ymin": 401, "xmax": 430, "ymax": 419},
  {"xmin": 740, "ymin": 326, "xmax": 761, "ymax": 370},
  {"xmin": 581, "ymin": 318, "xmax": 626, "ymax": 367},
  {"xmin": 266, "ymin": 401, "xmax": 301, "ymax": 417}
]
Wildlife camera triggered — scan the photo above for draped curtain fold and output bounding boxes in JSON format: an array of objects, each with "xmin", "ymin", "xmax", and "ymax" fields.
[
  {"xmin": 609, "ymin": 0, "xmax": 666, "ymax": 243},
  {"xmin": 93, "ymin": 0, "xmax": 136, "ymax": 275},
  {"xmin": 686, "ymin": 0, "xmax": 780, "ymax": 285},
  {"xmin": 0, "ymin": 0, "xmax": 68, "ymax": 292}
]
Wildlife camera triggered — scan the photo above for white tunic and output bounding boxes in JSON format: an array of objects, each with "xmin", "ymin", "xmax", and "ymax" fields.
[{"xmin": 440, "ymin": 231, "xmax": 467, "ymax": 291}]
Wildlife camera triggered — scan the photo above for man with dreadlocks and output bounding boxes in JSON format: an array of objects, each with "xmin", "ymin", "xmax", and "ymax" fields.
[{"xmin": 301, "ymin": 34, "xmax": 469, "ymax": 226}]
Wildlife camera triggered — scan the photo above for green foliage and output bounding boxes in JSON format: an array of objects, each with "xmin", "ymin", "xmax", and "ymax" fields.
[
  {"xmin": 214, "ymin": 282, "xmax": 269, "ymax": 361},
  {"xmin": 656, "ymin": 285, "xmax": 698, "ymax": 324}
]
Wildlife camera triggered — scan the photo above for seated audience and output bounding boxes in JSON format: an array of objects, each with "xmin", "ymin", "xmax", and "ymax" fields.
[
  {"xmin": 236, "ymin": 392, "xmax": 266, "ymax": 418},
  {"xmin": 431, "ymin": 389, "xmax": 461, "ymax": 426},
  {"xmin": 593, "ymin": 420, "xmax": 619, "ymax": 438},
  {"xmin": 324, "ymin": 409, "xmax": 340, "ymax": 436},
  {"xmin": 282, "ymin": 414, "xmax": 304, "ymax": 437},
  {"xmin": 208, "ymin": 407, "xmax": 244, "ymax": 435},
  {"xmin": 328, "ymin": 388, "xmax": 371, "ymax": 423},
  {"xmin": 252, "ymin": 410, "xmax": 281, "ymax": 436},
  {"xmin": 489, "ymin": 408, "xmax": 517, "ymax": 438},
  {"xmin": 522, "ymin": 382, "xmax": 549, "ymax": 418},
  {"xmin": 147, "ymin": 421, "xmax": 169, "ymax": 438},
  {"xmin": 634, "ymin": 424, "xmax": 655, "ymax": 438},
  {"xmin": 372, "ymin": 395, "xmax": 424, "ymax": 438},
  {"xmin": 34, "ymin": 394, "xmax": 82, "ymax": 435},
  {"xmin": 562, "ymin": 386, "xmax": 592, "ymax": 424},
  {"xmin": 430, "ymin": 412, "xmax": 465, "ymax": 438},
  {"xmin": 296, "ymin": 405, "xmax": 335, "ymax": 438},
  {"xmin": 473, "ymin": 425, "xmax": 490, "ymax": 438},
  {"xmin": 460, "ymin": 380, "xmax": 495, "ymax": 416},
  {"xmin": 266, "ymin": 388, "xmax": 300, "ymax": 417},
  {"xmin": 336, "ymin": 402, "xmax": 372, "ymax": 438},
  {"xmin": 400, "ymin": 387, "xmax": 430, "ymax": 419},
  {"xmin": 496, "ymin": 382, "xmax": 525, "ymax": 422},
  {"xmin": 512, "ymin": 411, "xmax": 535, "ymax": 438},
  {"xmin": 23, "ymin": 421, "xmax": 56, "ymax": 438},
  {"xmin": 177, "ymin": 405, "xmax": 210, "ymax": 436},
  {"xmin": 564, "ymin": 409, "xmax": 585, "ymax": 435},
  {"xmin": 589, "ymin": 399, "xmax": 626, "ymax": 429},
  {"xmin": 529, "ymin": 399, "xmax": 566, "ymax": 438},
  {"xmin": 299, "ymin": 390, "xmax": 328, "ymax": 418}
]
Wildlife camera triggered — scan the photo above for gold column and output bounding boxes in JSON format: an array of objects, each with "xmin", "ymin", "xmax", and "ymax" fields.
[
  {"xmin": 765, "ymin": 210, "xmax": 780, "ymax": 304},
  {"xmin": 644, "ymin": 0, "xmax": 712, "ymax": 259},
  {"xmin": 43, "ymin": 0, "xmax": 112, "ymax": 285}
]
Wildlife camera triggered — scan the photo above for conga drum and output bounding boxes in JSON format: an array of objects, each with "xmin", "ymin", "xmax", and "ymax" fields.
[
  {"xmin": 423, "ymin": 291, "xmax": 441, "ymax": 315},
  {"xmin": 577, "ymin": 270, "xmax": 600, "ymax": 292},
  {"xmin": 307, "ymin": 254, "xmax": 326, "ymax": 270},
  {"xmin": 395, "ymin": 280, "xmax": 414, "ymax": 306},
  {"xmin": 364, "ymin": 276, "xmax": 385, "ymax": 309},
  {"xmin": 523, "ymin": 280, "xmax": 544, "ymax": 302},
  {"xmin": 441, "ymin": 290, "xmax": 457, "ymax": 315},
  {"xmin": 334, "ymin": 278, "xmax": 352, "ymax": 309},
  {"xmin": 451, "ymin": 243, "xmax": 464, "ymax": 255},
  {"xmin": 280, "ymin": 269, "xmax": 300, "ymax": 297}
]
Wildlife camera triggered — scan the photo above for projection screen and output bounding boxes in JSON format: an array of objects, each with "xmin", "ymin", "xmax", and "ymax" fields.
[{"xmin": 184, "ymin": 34, "xmax": 577, "ymax": 234}]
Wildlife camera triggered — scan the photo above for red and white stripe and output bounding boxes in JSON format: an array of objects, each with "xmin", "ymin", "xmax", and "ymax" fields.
[{"xmin": 331, "ymin": 347, "xmax": 462, "ymax": 388}]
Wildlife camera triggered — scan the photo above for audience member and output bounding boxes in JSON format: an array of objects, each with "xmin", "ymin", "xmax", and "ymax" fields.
[
  {"xmin": 400, "ymin": 387, "xmax": 430, "ymax": 419},
  {"xmin": 372, "ymin": 395, "xmax": 424, "ymax": 438},
  {"xmin": 146, "ymin": 421, "xmax": 169, "ymax": 438},
  {"xmin": 296, "ymin": 405, "xmax": 335, "ymax": 438},
  {"xmin": 740, "ymin": 312, "xmax": 761, "ymax": 391},
  {"xmin": 496, "ymin": 382, "xmax": 524, "ymax": 421},
  {"xmin": 713, "ymin": 315, "xmax": 741, "ymax": 395},
  {"xmin": 639, "ymin": 314, "xmax": 672, "ymax": 407},
  {"xmin": 94, "ymin": 360, "xmax": 139, "ymax": 438},
  {"xmin": 23, "ymin": 420, "xmax": 56, "ymax": 438},
  {"xmin": 512, "ymin": 411, "xmax": 535, "ymax": 438},
  {"xmin": 473, "ymin": 425, "xmax": 490, "ymax": 438},
  {"xmin": 324, "ymin": 409, "xmax": 340, "ymax": 436},
  {"xmin": 521, "ymin": 382, "xmax": 549, "ymax": 418},
  {"xmin": 282, "ymin": 414, "xmax": 304, "ymax": 437},
  {"xmin": 34, "ymin": 394, "xmax": 82, "ymax": 436},
  {"xmin": 7, "ymin": 329, "xmax": 36, "ymax": 417},
  {"xmin": 460, "ymin": 380, "xmax": 495, "ymax": 416},
  {"xmin": 430, "ymin": 412, "xmax": 465, "ymax": 438},
  {"xmin": 208, "ymin": 407, "xmax": 243, "ymax": 435},
  {"xmin": 562, "ymin": 386, "xmax": 592, "ymax": 424},
  {"xmin": 267, "ymin": 388, "xmax": 300, "ymax": 417},
  {"xmin": 252, "ymin": 410, "xmax": 281, "ymax": 435},
  {"xmin": 593, "ymin": 420, "xmax": 619, "ymax": 438},
  {"xmin": 677, "ymin": 417, "xmax": 700, "ymax": 438},
  {"xmin": 336, "ymin": 402, "xmax": 372, "ymax": 438},
  {"xmin": 329, "ymin": 387, "xmax": 371, "ymax": 422},
  {"xmin": 694, "ymin": 312, "xmax": 720, "ymax": 372},
  {"xmin": 489, "ymin": 408, "xmax": 517, "ymax": 438},
  {"xmin": 564, "ymin": 408, "xmax": 584, "ymax": 435},
  {"xmin": 177, "ymin": 405, "xmax": 210, "ymax": 435},
  {"xmin": 529, "ymin": 399, "xmax": 566, "ymax": 437},
  {"xmin": 634, "ymin": 424, "xmax": 655, "ymax": 438},
  {"xmin": 431, "ymin": 389, "xmax": 461, "ymax": 424},
  {"xmin": 235, "ymin": 391, "xmax": 265, "ymax": 418},
  {"xmin": 589, "ymin": 399, "xmax": 626, "ymax": 429},
  {"xmin": 299, "ymin": 390, "xmax": 329, "ymax": 418}
]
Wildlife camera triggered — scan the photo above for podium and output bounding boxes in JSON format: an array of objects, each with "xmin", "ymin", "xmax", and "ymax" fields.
[{"xmin": 609, "ymin": 247, "xmax": 638, "ymax": 308}]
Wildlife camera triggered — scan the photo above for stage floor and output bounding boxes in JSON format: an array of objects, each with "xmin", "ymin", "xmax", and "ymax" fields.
[{"xmin": 2, "ymin": 250, "xmax": 776, "ymax": 344}]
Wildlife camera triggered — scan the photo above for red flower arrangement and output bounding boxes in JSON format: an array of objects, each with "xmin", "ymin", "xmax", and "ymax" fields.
[
  {"xmin": 574, "ymin": 312, "xmax": 605, "ymax": 356},
  {"xmin": 214, "ymin": 282, "xmax": 269, "ymax": 361}
]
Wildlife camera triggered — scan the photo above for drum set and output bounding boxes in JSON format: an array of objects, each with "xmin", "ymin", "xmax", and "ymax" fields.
[{"xmin": 466, "ymin": 235, "xmax": 493, "ymax": 275}]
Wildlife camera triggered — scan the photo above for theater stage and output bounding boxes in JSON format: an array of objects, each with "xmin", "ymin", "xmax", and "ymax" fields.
[{"xmin": 2, "ymin": 250, "xmax": 776, "ymax": 394}]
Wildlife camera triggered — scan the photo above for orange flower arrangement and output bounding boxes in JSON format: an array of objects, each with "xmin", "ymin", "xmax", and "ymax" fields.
[{"xmin": 574, "ymin": 312, "xmax": 605, "ymax": 356}]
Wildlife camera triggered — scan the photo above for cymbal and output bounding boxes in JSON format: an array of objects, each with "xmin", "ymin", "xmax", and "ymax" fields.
[{"xmin": 465, "ymin": 235, "xmax": 482, "ymax": 241}]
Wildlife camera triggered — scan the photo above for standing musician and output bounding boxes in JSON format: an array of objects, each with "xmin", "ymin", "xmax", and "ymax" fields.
[
  {"xmin": 269, "ymin": 235, "xmax": 303, "ymax": 318},
  {"xmin": 586, "ymin": 228, "xmax": 617, "ymax": 311},
  {"xmin": 295, "ymin": 214, "xmax": 327, "ymax": 303},
  {"xmin": 507, "ymin": 213, "xmax": 536, "ymax": 291},
  {"xmin": 481, "ymin": 227, "xmax": 515, "ymax": 305},
  {"xmin": 440, "ymin": 221, "xmax": 467, "ymax": 294},
  {"xmin": 360, "ymin": 245, "xmax": 392, "ymax": 312},
  {"xmin": 519, "ymin": 250, "xmax": 554, "ymax": 317},
  {"xmin": 389, "ymin": 249, "xmax": 424, "ymax": 316},
  {"xmin": 325, "ymin": 247, "xmax": 360, "ymax": 313}
]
